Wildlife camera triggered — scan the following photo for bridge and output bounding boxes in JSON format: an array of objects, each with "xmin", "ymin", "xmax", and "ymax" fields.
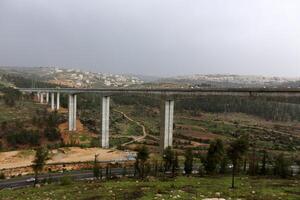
[{"xmin": 19, "ymin": 87, "xmax": 300, "ymax": 152}]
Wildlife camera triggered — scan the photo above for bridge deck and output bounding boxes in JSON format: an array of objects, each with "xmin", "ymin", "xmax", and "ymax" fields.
[{"xmin": 19, "ymin": 87, "xmax": 300, "ymax": 97}]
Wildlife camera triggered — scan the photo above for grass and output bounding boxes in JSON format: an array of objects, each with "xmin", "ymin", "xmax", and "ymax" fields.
[
  {"xmin": 0, "ymin": 100, "xmax": 45, "ymax": 123},
  {"xmin": 0, "ymin": 176, "xmax": 299, "ymax": 200},
  {"xmin": 109, "ymin": 137, "xmax": 132, "ymax": 147}
]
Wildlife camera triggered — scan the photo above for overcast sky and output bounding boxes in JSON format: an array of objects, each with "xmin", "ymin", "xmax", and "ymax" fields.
[{"xmin": 0, "ymin": 0, "xmax": 299, "ymax": 77}]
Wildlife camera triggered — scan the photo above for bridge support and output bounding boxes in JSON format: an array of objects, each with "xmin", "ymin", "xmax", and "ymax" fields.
[
  {"xmin": 51, "ymin": 93, "xmax": 55, "ymax": 111},
  {"xmin": 46, "ymin": 93, "xmax": 49, "ymax": 104},
  {"xmin": 101, "ymin": 96, "xmax": 110, "ymax": 148},
  {"xmin": 68, "ymin": 94, "xmax": 77, "ymax": 131},
  {"xmin": 37, "ymin": 92, "xmax": 40, "ymax": 101},
  {"xmin": 160, "ymin": 100, "xmax": 174, "ymax": 153},
  {"xmin": 56, "ymin": 92, "xmax": 60, "ymax": 110},
  {"xmin": 40, "ymin": 93, "xmax": 44, "ymax": 104}
]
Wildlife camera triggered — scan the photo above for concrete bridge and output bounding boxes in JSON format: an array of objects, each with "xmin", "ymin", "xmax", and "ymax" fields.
[{"xmin": 19, "ymin": 87, "xmax": 300, "ymax": 152}]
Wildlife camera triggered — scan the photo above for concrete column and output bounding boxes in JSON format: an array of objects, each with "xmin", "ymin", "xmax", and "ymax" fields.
[
  {"xmin": 101, "ymin": 96, "xmax": 110, "ymax": 148},
  {"xmin": 73, "ymin": 94, "xmax": 77, "ymax": 131},
  {"xmin": 68, "ymin": 94, "xmax": 74, "ymax": 131},
  {"xmin": 68, "ymin": 94, "xmax": 77, "ymax": 131},
  {"xmin": 46, "ymin": 93, "xmax": 49, "ymax": 104},
  {"xmin": 51, "ymin": 93, "xmax": 55, "ymax": 110},
  {"xmin": 160, "ymin": 100, "xmax": 174, "ymax": 152},
  {"xmin": 40, "ymin": 93, "xmax": 44, "ymax": 104},
  {"xmin": 56, "ymin": 92, "xmax": 60, "ymax": 110},
  {"xmin": 37, "ymin": 92, "xmax": 40, "ymax": 101}
]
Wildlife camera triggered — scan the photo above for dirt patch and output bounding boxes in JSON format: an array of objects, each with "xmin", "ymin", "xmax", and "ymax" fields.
[
  {"xmin": 0, "ymin": 147, "xmax": 132, "ymax": 170},
  {"xmin": 58, "ymin": 119, "xmax": 97, "ymax": 145}
]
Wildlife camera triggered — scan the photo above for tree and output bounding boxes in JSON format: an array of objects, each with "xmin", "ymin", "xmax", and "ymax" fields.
[
  {"xmin": 260, "ymin": 150, "xmax": 268, "ymax": 175},
  {"xmin": 227, "ymin": 136, "xmax": 249, "ymax": 188},
  {"xmin": 32, "ymin": 147, "xmax": 49, "ymax": 186},
  {"xmin": 135, "ymin": 145, "xmax": 149, "ymax": 178},
  {"xmin": 273, "ymin": 153, "xmax": 290, "ymax": 178},
  {"xmin": 44, "ymin": 127, "xmax": 61, "ymax": 141},
  {"xmin": 248, "ymin": 147, "xmax": 259, "ymax": 176},
  {"xmin": 205, "ymin": 139, "xmax": 224, "ymax": 174},
  {"xmin": 93, "ymin": 154, "xmax": 100, "ymax": 179},
  {"xmin": 172, "ymin": 152, "xmax": 179, "ymax": 177},
  {"xmin": 184, "ymin": 149, "xmax": 193, "ymax": 176},
  {"xmin": 163, "ymin": 146, "xmax": 175, "ymax": 172}
]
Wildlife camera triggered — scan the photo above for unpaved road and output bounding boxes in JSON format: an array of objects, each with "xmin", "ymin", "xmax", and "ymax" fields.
[{"xmin": 113, "ymin": 109, "xmax": 158, "ymax": 147}]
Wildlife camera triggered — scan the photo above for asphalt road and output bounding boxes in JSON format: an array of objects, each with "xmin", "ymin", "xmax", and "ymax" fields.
[{"xmin": 0, "ymin": 168, "xmax": 134, "ymax": 189}]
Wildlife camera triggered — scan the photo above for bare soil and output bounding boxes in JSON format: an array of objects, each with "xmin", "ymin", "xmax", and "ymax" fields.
[{"xmin": 0, "ymin": 147, "xmax": 130, "ymax": 169}]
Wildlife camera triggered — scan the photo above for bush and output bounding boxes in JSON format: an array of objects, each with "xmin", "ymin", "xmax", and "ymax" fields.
[
  {"xmin": 60, "ymin": 176, "xmax": 73, "ymax": 186},
  {"xmin": 44, "ymin": 127, "xmax": 61, "ymax": 141},
  {"xmin": 273, "ymin": 153, "xmax": 290, "ymax": 178},
  {"xmin": 0, "ymin": 173, "xmax": 6, "ymax": 179},
  {"xmin": 7, "ymin": 130, "xmax": 41, "ymax": 146}
]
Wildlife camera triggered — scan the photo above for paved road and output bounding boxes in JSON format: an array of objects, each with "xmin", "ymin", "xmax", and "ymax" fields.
[{"xmin": 0, "ymin": 168, "xmax": 134, "ymax": 189}]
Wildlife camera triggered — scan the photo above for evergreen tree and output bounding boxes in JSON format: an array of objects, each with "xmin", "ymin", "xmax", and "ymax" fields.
[
  {"xmin": 32, "ymin": 147, "xmax": 49, "ymax": 186},
  {"xmin": 273, "ymin": 153, "xmax": 290, "ymax": 178},
  {"xmin": 163, "ymin": 146, "xmax": 175, "ymax": 172},
  {"xmin": 135, "ymin": 145, "xmax": 149, "ymax": 179},
  {"xmin": 260, "ymin": 150, "xmax": 268, "ymax": 175},
  {"xmin": 205, "ymin": 139, "xmax": 224, "ymax": 174},
  {"xmin": 93, "ymin": 154, "xmax": 100, "ymax": 179},
  {"xmin": 227, "ymin": 136, "xmax": 249, "ymax": 188},
  {"xmin": 184, "ymin": 149, "xmax": 193, "ymax": 176}
]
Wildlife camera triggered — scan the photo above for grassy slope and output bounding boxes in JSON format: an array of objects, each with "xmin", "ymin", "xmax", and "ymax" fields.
[
  {"xmin": 105, "ymin": 104, "xmax": 300, "ymax": 153},
  {"xmin": 0, "ymin": 176, "xmax": 299, "ymax": 200},
  {"xmin": 0, "ymin": 101, "xmax": 46, "ymax": 123}
]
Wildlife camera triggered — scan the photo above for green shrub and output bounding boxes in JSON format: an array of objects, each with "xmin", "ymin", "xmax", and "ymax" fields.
[
  {"xmin": 7, "ymin": 130, "xmax": 41, "ymax": 146},
  {"xmin": 0, "ymin": 173, "xmax": 6, "ymax": 179},
  {"xmin": 60, "ymin": 176, "xmax": 73, "ymax": 186}
]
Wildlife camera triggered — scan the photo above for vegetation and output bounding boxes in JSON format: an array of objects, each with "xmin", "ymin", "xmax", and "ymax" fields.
[
  {"xmin": 7, "ymin": 130, "xmax": 41, "ymax": 146},
  {"xmin": 32, "ymin": 147, "xmax": 49, "ymax": 186},
  {"xmin": 204, "ymin": 139, "xmax": 225, "ymax": 174},
  {"xmin": 184, "ymin": 148, "xmax": 193, "ymax": 176},
  {"xmin": 1, "ymin": 176, "xmax": 300, "ymax": 200},
  {"xmin": 227, "ymin": 136, "xmax": 249, "ymax": 188},
  {"xmin": 135, "ymin": 145, "xmax": 150, "ymax": 179}
]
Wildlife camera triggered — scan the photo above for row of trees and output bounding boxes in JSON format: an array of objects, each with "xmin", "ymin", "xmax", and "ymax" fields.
[
  {"xmin": 132, "ymin": 137, "xmax": 248, "ymax": 188},
  {"xmin": 133, "ymin": 136, "xmax": 298, "ymax": 188},
  {"xmin": 176, "ymin": 96, "xmax": 300, "ymax": 122}
]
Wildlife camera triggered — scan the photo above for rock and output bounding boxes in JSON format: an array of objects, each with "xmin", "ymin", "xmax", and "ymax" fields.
[{"xmin": 215, "ymin": 192, "xmax": 221, "ymax": 197}]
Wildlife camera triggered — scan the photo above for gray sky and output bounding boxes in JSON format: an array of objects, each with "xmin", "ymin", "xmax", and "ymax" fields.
[{"xmin": 0, "ymin": 0, "xmax": 299, "ymax": 77}]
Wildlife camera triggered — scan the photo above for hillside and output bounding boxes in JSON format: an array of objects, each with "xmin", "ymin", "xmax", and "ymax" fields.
[
  {"xmin": 0, "ymin": 66, "xmax": 143, "ymax": 88},
  {"xmin": 159, "ymin": 74, "xmax": 300, "ymax": 88},
  {"xmin": 2, "ymin": 66, "xmax": 300, "ymax": 89}
]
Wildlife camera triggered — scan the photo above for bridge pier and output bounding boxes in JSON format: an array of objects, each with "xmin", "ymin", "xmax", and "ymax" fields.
[
  {"xmin": 101, "ymin": 96, "xmax": 110, "ymax": 148},
  {"xmin": 68, "ymin": 94, "xmax": 77, "ymax": 131},
  {"xmin": 160, "ymin": 100, "xmax": 174, "ymax": 153},
  {"xmin": 37, "ymin": 92, "xmax": 40, "ymax": 101},
  {"xmin": 40, "ymin": 93, "xmax": 44, "ymax": 104},
  {"xmin": 56, "ymin": 92, "xmax": 60, "ymax": 110},
  {"xmin": 51, "ymin": 93, "xmax": 55, "ymax": 111},
  {"xmin": 46, "ymin": 93, "xmax": 49, "ymax": 104}
]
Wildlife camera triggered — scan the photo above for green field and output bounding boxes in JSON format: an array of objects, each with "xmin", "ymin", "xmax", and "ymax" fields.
[{"xmin": 0, "ymin": 176, "xmax": 299, "ymax": 200}]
